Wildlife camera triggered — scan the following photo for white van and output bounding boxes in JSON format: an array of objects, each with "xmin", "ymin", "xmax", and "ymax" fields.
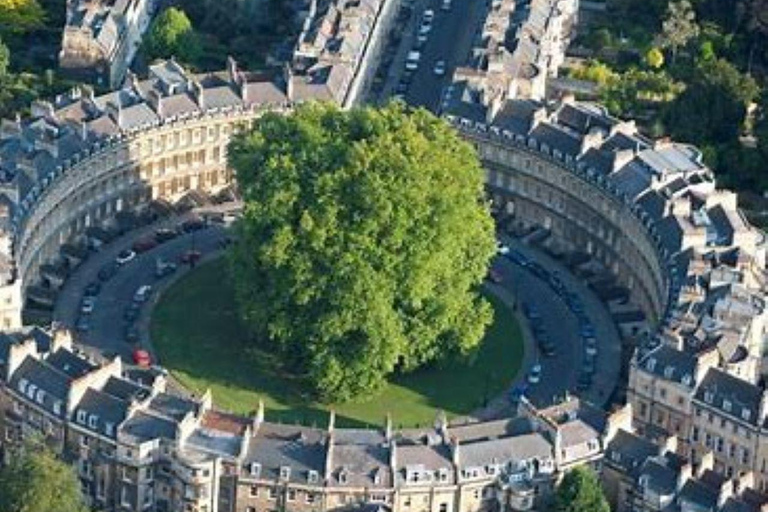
[{"xmin": 441, "ymin": 0, "xmax": 451, "ymax": 11}]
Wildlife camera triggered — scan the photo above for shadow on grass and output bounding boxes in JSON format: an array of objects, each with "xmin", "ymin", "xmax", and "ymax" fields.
[{"xmin": 150, "ymin": 258, "xmax": 524, "ymax": 428}]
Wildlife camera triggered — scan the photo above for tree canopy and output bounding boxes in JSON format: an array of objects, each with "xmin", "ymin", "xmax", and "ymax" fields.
[
  {"xmin": 0, "ymin": 0, "xmax": 45, "ymax": 34},
  {"xmin": 665, "ymin": 58, "xmax": 759, "ymax": 144},
  {"xmin": 555, "ymin": 466, "xmax": 610, "ymax": 512},
  {"xmin": 657, "ymin": 0, "xmax": 699, "ymax": 61},
  {"xmin": 143, "ymin": 7, "xmax": 200, "ymax": 63},
  {"xmin": 227, "ymin": 102, "xmax": 496, "ymax": 402},
  {"xmin": 0, "ymin": 439, "xmax": 87, "ymax": 512}
]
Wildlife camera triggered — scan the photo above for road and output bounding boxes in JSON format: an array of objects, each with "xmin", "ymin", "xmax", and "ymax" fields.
[
  {"xmin": 493, "ymin": 236, "xmax": 622, "ymax": 409},
  {"xmin": 54, "ymin": 215, "xmax": 231, "ymax": 364},
  {"xmin": 397, "ymin": 0, "xmax": 489, "ymax": 111}
]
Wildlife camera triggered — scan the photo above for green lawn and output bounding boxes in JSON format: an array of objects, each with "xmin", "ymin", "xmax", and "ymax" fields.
[{"xmin": 150, "ymin": 258, "xmax": 525, "ymax": 428}]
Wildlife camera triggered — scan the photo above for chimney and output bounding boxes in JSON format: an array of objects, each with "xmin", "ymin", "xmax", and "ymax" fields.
[
  {"xmin": 106, "ymin": 101, "xmax": 122, "ymax": 127},
  {"xmin": 485, "ymin": 93, "xmax": 503, "ymax": 124},
  {"xmin": 696, "ymin": 451, "xmax": 714, "ymax": 478},
  {"xmin": 147, "ymin": 89, "xmax": 164, "ymax": 118},
  {"xmin": 1, "ymin": 114, "xmax": 22, "ymax": 141},
  {"xmin": 327, "ymin": 409, "xmax": 335, "ymax": 434},
  {"xmin": 253, "ymin": 399, "xmax": 264, "ymax": 433},
  {"xmin": 434, "ymin": 410, "xmax": 448, "ymax": 441},
  {"xmin": 227, "ymin": 55, "xmax": 238, "ymax": 84},
  {"xmin": 384, "ymin": 413, "xmax": 392, "ymax": 442},
  {"xmin": 30, "ymin": 100, "xmax": 55, "ymax": 120},
  {"xmin": 51, "ymin": 328, "xmax": 74, "ymax": 352},
  {"xmin": 661, "ymin": 434, "xmax": 678, "ymax": 455},
  {"xmin": 389, "ymin": 438, "xmax": 398, "ymax": 472},
  {"xmin": 676, "ymin": 461, "xmax": 692, "ymax": 492},
  {"xmin": 717, "ymin": 479, "xmax": 734, "ymax": 508},
  {"xmin": 450, "ymin": 436, "xmax": 460, "ymax": 466},
  {"xmin": 200, "ymin": 389, "xmax": 212, "ymax": 413},
  {"xmin": 324, "ymin": 426, "xmax": 335, "ymax": 481},
  {"xmin": 191, "ymin": 81, "xmax": 205, "ymax": 110},
  {"xmin": 734, "ymin": 471, "xmax": 754, "ymax": 495},
  {"xmin": 6, "ymin": 337, "xmax": 38, "ymax": 382},
  {"xmin": 284, "ymin": 64, "xmax": 294, "ymax": 101},
  {"xmin": 125, "ymin": 70, "xmax": 141, "ymax": 96}
]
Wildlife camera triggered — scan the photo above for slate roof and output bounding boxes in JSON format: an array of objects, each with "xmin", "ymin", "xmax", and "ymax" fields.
[
  {"xmin": 9, "ymin": 357, "xmax": 71, "ymax": 418},
  {"xmin": 636, "ymin": 345, "xmax": 697, "ymax": 387},
  {"xmin": 244, "ymin": 424, "xmax": 327, "ymax": 483},
  {"xmin": 604, "ymin": 430, "xmax": 659, "ymax": 478},
  {"xmin": 693, "ymin": 368, "xmax": 763, "ymax": 427},
  {"xmin": 45, "ymin": 348, "xmax": 97, "ymax": 379},
  {"xmin": 73, "ymin": 388, "xmax": 130, "ymax": 439}
]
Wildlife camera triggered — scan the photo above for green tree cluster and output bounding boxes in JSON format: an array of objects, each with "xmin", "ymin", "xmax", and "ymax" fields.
[
  {"xmin": 554, "ymin": 466, "xmax": 610, "ymax": 512},
  {"xmin": 656, "ymin": 0, "xmax": 700, "ymax": 62},
  {"xmin": 227, "ymin": 102, "xmax": 496, "ymax": 402},
  {"xmin": 665, "ymin": 58, "xmax": 759, "ymax": 144},
  {"xmin": 0, "ymin": 0, "xmax": 45, "ymax": 34},
  {"xmin": 0, "ymin": 439, "xmax": 87, "ymax": 512},
  {"xmin": 143, "ymin": 7, "xmax": 200, "ymax": 63}
]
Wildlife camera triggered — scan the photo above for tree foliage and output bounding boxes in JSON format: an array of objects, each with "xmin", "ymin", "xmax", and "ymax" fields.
[
  {"xmin": 645, "ymin": 47, "xmax": 665, "ymax": 68},
  {"xmin": 554, "ymin": 466, "xmax": 610, "ymax": 512},
  {"xmin": 143, "ymin": 7, "xmax": 200, "ymax": 63},
  {"xmin": 0, "ymin": 36, "xmax": 9, "ymax": 76},
  {"xmin": 665, "ymin": 58, "xmax": 759, "ymax": 144},
  {"xmin": 0, "ymin": 439, "xmax": 87, "ymax": 512},
  {"xmin": 657, "ymin": 0, "xmax": 700, "ymax": 61},
  {"xmin": 0, "ymin": 0, "xmax": 45, "ymax": 34},
  {"xmin": 228, "ymin": 102, "xmax": 496, "ymax": 402}
]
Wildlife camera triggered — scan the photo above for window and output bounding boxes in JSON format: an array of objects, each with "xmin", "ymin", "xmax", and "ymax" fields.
[
  {"xmin": 17, "ymin": 378, "xmax": 28, "ymax": 394},
  {"xmin": 77, "ymin": 410, "xmax": 87, "ymax": 424},
  {"xmin": 246, "ymin": 508, "xmax": 256, "ymax": 512},
  {"xmin": 35, "ymin": 389, "xmax": 44, "ymax": 405},
  {"xmin": 268, "ymin": 487, "xmax": 277, "ymax": 500},
  {"xmin": 120, "ymin": 486, "xmax": 130, "ymax": 507},
  {"xmin": 80, "ymin": 435, "xmax": 90, "ymax": 447},
  {"xmin": 403, "ymin": 497, "xmax": 411, "ymax": 507},
  {"xmin": 53, "ymin": 401, "xmax": 61, "ymax": 416},
  {"xmin": 308, "ymin": 470, "xmax": 319, "ymax": 483},
  {"xmin": 249, "ymin": 463, "xmax": 261, "ymax": 477},
  {"xmin": 249, "ymin": 485, "xmax": 258, "ymax": 497},
  {"xmin": 287, "ymin": 489, "xmax": 296, "ymax": 502},
  {"xmin": 439, "ymin": 503, "xmax": 448, "ymax": 512},
  {"xmin": 88, "ymin": 415, "xmax": 98, "ymax": 429},
  {"xmin": 105, "ymin": 422, "xmax": 114, "ymax": 437},
  {"xmin": 280, "ymin": 466, "xmax": 291, "ymax": 481}
]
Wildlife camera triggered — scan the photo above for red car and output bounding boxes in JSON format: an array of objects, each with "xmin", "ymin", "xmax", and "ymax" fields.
[
  {"xmin": 132, "ymin": 237, "xmax": 158, "ymax": 254},
  {"xmin": 132, "ymin": 349, "xmax": 152, "ymax": 368}
]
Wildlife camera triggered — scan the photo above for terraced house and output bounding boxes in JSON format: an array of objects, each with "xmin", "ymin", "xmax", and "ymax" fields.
[{"xmin": 0, "ymin": 327, "xmax": 629, "ymax": 512}]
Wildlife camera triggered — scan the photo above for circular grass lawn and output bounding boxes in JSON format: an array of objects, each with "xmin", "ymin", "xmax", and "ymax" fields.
[{"xmin": 150, "ymin": 258, "xmax": 525, "ymax": 428}]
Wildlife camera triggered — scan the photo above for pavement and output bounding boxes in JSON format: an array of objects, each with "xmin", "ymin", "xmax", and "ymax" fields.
[
  {"xmin": 53, "ymin": 208, "xmax": 235, "ymax": 364},
  {"xmin": 380, "ymin": 0, "xmax": 490, "ymax": 111}
]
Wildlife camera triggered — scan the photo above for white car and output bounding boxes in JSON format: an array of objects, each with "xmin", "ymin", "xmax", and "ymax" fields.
[
  {"xmin": 498, "ymin": 244, "xmax": 510, "ymax": 255},
  {"xmin": 423, "ymin": 8, "xmax": 435, "ymax": 21},
  {"xmin": 433, "ymin": 60, "xmax": 446, "ymax": 76},
  {"xmin": 585, "ymin": 337, "xmax": 598, "ymax": 357},
  {"xmin": 441, "ymin": 0, "xmax": 451, "ymax": 10},
  {"xmin": 81, "ymin": 297, "xmax": 96, "ymax": 314},
  {"xmin": 116, "ymin": 249, "xmax": 136, "ymax": 265},
  {"xmin": 528, "ymin": 364, "xmax": 542, "ymax": 384},
  {"xmin": 417, "ymin": 32, "xmax": 428, "ymax": 44},
  {"xmin": 419, "ymin": 19, "xmax": 432, "ymax": 34}
]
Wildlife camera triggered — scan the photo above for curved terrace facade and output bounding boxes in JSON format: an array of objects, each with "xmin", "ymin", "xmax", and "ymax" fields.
[{"xmin": 1, "ymin": 58, "xmax": 768, "ymax": 512}]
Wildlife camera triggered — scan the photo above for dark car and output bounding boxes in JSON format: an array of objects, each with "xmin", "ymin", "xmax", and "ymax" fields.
[
  {"xmin": 84, "ymin": 281, "xmax": 101, "ymax": 297},
  {"xmin": 76, "ymin": 316, "xmax": 91, "ymax": 332},
  {"xmin": 181, "ymin": 218, "xmax": 206, "ymax": 233},
  {"xmin": 154, "ymin": 228, "xmax": 179, "ymax": 243},
  {"xmin": 97, "ymin": 263, "xmax": 118, "ymax": 282},
  {"xmin": 125, "ymin": 326, "xmax": 140, "ymax": 345},
  {"xmin": 179, "ymin": 250, "xmax": 202, "ymax": 265},
  {"xmin": 155, "ymin": 261, "xmax": 178, "ymax": 278},
  {"xmin": 123, "ymin": 303, "xmax": 140, "ymax": 323},
  {"xmin": 576, "ymin": 372, "xmax": 592, "ymax": 391},
  {"xmin": 522, "ymin": 302, "xmax": 540, "ymax": 320}
]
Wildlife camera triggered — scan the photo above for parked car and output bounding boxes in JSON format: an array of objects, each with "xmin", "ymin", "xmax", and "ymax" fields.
[
  {"xmin": 155, "ymin": 260, "xmax": 178, "ymax": 278},
  {"xmin": 507, "ymin": 250, "xmax": 530, "ymax": 266},
  {"xmin": 497, "ymin": 243, "xmax": 510, "ymax": 255},
  {"xmin": 441, "ymin": 0, "xmax": 451, "ymax": 10},
  {"xmin": 132, "ymin": 349, "xmax": 152, "ymax": 368},
  {"xmin": 81, "ymin": 296, "xmax": 96, "ymax": 314},
  {"xmin": 582, "ymin": 354, "xmax": 596, "ymax": 375},
  {"xmin": 84, "ymin": 281, "xmax": 101, "ymax": 297},
  {"xmin": 133, "ymin": 285, "xmax": 152, "ymax": 303},
  {"xmin": 76, "ymin": 316, "xmax": 91, "ymax": 332},
  {"xmin": 584, "ymin": 337, "xmax": 598, "ymax": 357},
  {"xmin": 579, "ymin": 322, "xmax": 595, "ymax": 338},
  {"xmin": 132, "ymin": 237, "xmax": 158, "ymax": 254},
  {"xmin": 124, "ymin": 303, "xmax": 140, "ymax": 322},
  {"xmin": 487, "ymin": 268, "xmax": 503, "ymax": 284},
  {"xmin": 527, "ymin": 363, "xmax": 542, "ymax": 384},
  {"xmin": 522, "ymin": 302, "xmax": 540, "ymax": 320},
  {"xmin": 181, "ymin": 218, "xmax": 206, "ymax": 233},
  {"xmin": 433, "ymin": 60, "xmax": 446, "ymax": 75},
  {"xmin": 179, "ymin": 250, "xmax": 202, "ymax": 265},
  {"xmin": 154, "ymin": 228, "xmax": 179, "ymax": 243},
  {"xmin": 115, "ymin": 249, "xmax": 136, "ymax": 266},
  {"xmin": 423, "ymin": 8, "xmax": 435, "ymax": 21},
  {"xmin": 125, "ymin": 326, "xmax": 140, "ymax": 345},
  {"xmin": 98, "ymin": 262, "xmax": 118, "ymax": 281}
]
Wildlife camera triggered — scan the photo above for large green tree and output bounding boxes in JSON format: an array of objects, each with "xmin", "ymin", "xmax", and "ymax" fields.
[
  {"xmin": 228, "ymin": 102, "xmax": 496, "ymax": 401},
  {"xmin": 0, "ymin": 0, "xmax": 45, "ymax": 34},
  {"xmin": 664, "ymin": 58, "xmax": 759, "ymax": 144},
  {"xmin": 143, "ymin": 7, "xmax": 200, "ymax": 63},
  {"xmin": 554, "ymin": 466, "xmax": 610, "ymax": 512},
  {"xmin": 0, "ymin": 439, "xmax": 87, "ymax": 512}
]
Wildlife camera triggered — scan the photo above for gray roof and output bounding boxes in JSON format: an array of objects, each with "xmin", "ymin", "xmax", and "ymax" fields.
[
  {"xmin": 694, "ymin": 368, "xmax": 763, "ymax": 427},
  {"xmin": 148, "ymin": 392, "xmax": 199, "ymax": 422},
  {"xmin": 9, "ymin": 357, "xmax": 71, "ymax": 418},
  {"xmin": 604, "ymin": 430, "xmax": 659, "ymax": 478},
  {"xmin": 245, "ymin": 424, "xmax": 327, "ymax": 483},
  {"xmin": 120, "ymin": 411, "xmax": 177, "ymax": 443},
  {"xmin": 73, "ymin": 388, "xmax": 130, "ymax": 439},
  {"xmin": 45, "ymin": 348, "xmax": 97, "ymax": 379},
  {"xmin": 636, "ymin": 345, "xmax": 696, "ymax": 387},
  {"xmin": 459, "ymin": 432, "xmax": 551, "ymax": 468}
]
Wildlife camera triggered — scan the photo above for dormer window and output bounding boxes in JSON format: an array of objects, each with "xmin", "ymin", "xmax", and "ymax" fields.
[
  {"xmin": 664, "ymin": 366, "xmax": 674, "ymax": 379},
  {"xmin": 338, "ymin": 469, "xmax": 348, "ymax": 484},
  {"xmin": 723, "ymin": 400, "xmax": 732, "ymax": 412},
  {"xmin": 438, "ymin": 468, "xmax": 449, "ymax": 482},
  {"xmin": 77, "ymin": 410, "xmax": 87, "ymax": 424},
  {"xmin": 307, "ymin": 470, "xmax": 319, "ymax": 484},
  {"xmin": 742, "ymin": 409, "xmax": 751, "ymax": 421},
  {"xmin": 280, "ymin": 466, "xmax": 291, "ymax": 481},
  {"xmin": 249, "ymin": 462, "xmax": 261, "ymax": 477},
  {"xmin": 647, "ymin": 358, "xmax": 657, "ymax": 371},
  {"xmin": 88, "ymin": 414, "xmax": 98, "ymax": 429},
  {"xmin": 26, "ymin": 383, "xmax": 36, "ymax": 400},
  {"xmin": 35, "ymin": 389, "xmax": 44, "ymax": 405},
  {"xmin": 704, "ymin": 391, "xmax": 714, "ymax": 404},
  {"xmin": 105, "ymin": 422, "xmax": 114, "ymax": 437},
  {"xmin": 18, "ymin": 378, "xmax": 27, "ymax": 394},
  {"xmin": 53, "ymin": 400, "xmax": 61, "ymax": 416}
]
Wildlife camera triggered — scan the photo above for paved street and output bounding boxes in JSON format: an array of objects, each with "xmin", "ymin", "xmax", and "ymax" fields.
[
  {"xmin": 389, "ymin": 0, "xmax": 489, "ymax": 111},
  {"xmin": 493, "ymin": 236, "xmax": 622, "ymax": 409},
  {"xmin": 53, "ymin": 214, "xmax": 231, "ymax": 364}
]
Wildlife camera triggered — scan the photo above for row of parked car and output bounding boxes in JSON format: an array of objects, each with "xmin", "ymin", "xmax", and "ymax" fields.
[{"xmin": 501, "ymin": 244, "xmax": 599, "ymax": 392}]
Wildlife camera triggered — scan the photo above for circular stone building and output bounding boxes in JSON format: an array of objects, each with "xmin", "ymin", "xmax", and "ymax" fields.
[{"xmin": 1, "ymin": 57, "xmax": 767, "ymax": 512}]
